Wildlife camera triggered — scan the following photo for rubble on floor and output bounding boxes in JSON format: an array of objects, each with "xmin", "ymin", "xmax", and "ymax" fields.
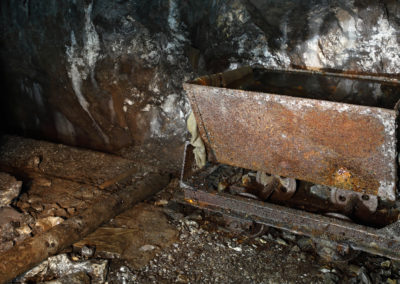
[
  {"xmin": 0, "ymin": 136, "xmax": 168, "ymax": 282},
  {"xmin": 0, "ymin": 172, "xmax": 30, "ymax": 253},
  {"xmin": 0, "ymin": 172, "xmax": 22, "ymax": 207},
  {"xmin": 14, "ymin": 254, "xmax": 108, "ymax": 283},
  {"xmin": 0, "ymin": 135, "xmax": 153, "ymax": 255},
  {"xmin": 0, "ymin": 206, "xmax": 32, "ymax": 252},
  {"xmin": 12, "ymin": 194, "xmax": 400, "ymax": 284},
  {"xmin": 2, "ymin": 136, "xmax": 400, "ymax": 283},
  {"xmin": 16, "ymin": 178, "xmax": 107, "ymax": 227}
]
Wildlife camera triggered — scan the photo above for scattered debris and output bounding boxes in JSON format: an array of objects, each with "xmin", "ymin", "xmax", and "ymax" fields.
[
  {"xmin": 9, "ymin": 198, "xmax": 400, "ymax": 283},
  {"xmin": 79, "ymin": 246, "xmax": 95, "ymax": 260},
  {"xmin": 15, "ymin": 254, "xmax": 108, "ymax": 283},
  {"xmin": 33, "ymin": 216, "xmax": 64, "ymax": 234},
  {"xmin": 139, "ymin": 245, "xmax": 156, "ymax": 252},
  {"xmin": 0, "ymin": 173, "xmax": 170, "ymax": 283},
  {"xmin": 0, "ymin": 172, "xmax": 22, "ymax": 206},
  {"xmin": 154, "ymin": 199, "xmax": 169, "ymax": 206},
  {"xmin": 0, "ymin": 136, "xmax": 400, "ymax": 283},
  {"xmin": 42, "ymin": 271, "xmax": 91, "ymax": 284},
  {"xmin": 381, "ymin": 260, "xmax": 391, "ymax": 269},
  {"xmin": 0, "ymin": 206, "xmax": 32, "ymax": 253}
]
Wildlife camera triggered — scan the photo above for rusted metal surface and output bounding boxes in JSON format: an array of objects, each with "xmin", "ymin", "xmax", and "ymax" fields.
[
  {"xmin": 183, "ymin": 67, "xmax": 399, "ymax": 201},
  {"xmin": 329, "ymin": 187, "xmax": 378, "ymax": 214},
  {"xmin": 183, "ymin": 187, "xmax": 400, "ymax": 260},
  {"xmin": 180, "ymin": 130, "xmax": 400, "ymax": 260}
]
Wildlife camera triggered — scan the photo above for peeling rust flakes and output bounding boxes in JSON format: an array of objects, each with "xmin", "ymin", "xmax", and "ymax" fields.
[
  {"xmin": 180, "ymin": 147, "xmax": 400, "ymax": 260},
  {"xmin": 183, "ymin": 186, "xmax": 400, "ymax": 260},
  {"xmin": 184, "ymin": 67, "xmax": 399, "ymax": 200},
  {"xmin": 333, "ymin": 167, "xmax": 353, "ymax": 187}
]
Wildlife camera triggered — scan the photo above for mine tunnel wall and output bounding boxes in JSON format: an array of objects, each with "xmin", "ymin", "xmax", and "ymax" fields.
[{"xmin": 0, "ymin": 0, "xmax": 399, "ymax": 160}]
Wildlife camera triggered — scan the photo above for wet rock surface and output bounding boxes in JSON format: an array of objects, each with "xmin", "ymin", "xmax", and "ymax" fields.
[
  {"xmin": 1, "ymin": 0, "xmax": 399, "ymax": 165},
  {"xmin": 0, "ymin": 0, "xmax": 191, "ymax": 157}
]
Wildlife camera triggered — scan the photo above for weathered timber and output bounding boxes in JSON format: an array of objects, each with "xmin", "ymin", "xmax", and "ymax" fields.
[
  {"xmin": 0, "ymin": 135, "xmax": 156, "ymax": 186},
  {"xmin": 0, "ymin": 172, "xmax": 170, "ymax": 284}
]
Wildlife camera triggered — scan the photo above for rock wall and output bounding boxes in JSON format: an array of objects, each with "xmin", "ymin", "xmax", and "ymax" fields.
[
  {"xmin": 0, "ymin": 0, "xmax": 399, "ymax": 159},
  {"xmin": 185, "ymin": 0, "xmax": 400, "ymax": 73}
]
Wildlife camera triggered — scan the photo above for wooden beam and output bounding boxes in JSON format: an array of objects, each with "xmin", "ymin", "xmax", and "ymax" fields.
[{"xmin": 0, "ymin": 172, "xmax": 170, "ymax": 283}]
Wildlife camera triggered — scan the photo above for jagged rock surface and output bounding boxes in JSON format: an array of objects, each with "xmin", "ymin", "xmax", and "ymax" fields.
[{"xmin": 0, "ymin": 0, "xmax": 399, "ymax": 163}]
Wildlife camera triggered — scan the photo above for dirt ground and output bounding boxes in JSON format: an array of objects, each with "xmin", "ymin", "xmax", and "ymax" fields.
[
  {"xmin": 1, "ymin": 136, "xmax": 399, "ymax": 284},
  {"xmin": 12, "ymin": 181, "xmax": 400, "ymax": 284}
]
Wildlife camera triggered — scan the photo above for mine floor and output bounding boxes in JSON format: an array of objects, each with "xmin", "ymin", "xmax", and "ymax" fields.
[{"xmin": 0, "ymin": 136, "xmax": 399, "ymax": 283}]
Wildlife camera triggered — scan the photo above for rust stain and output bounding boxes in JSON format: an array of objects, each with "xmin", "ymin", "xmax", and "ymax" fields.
[
  {"xmin": 183, "ymin": 67, "xmax": 397, "ymax": 198},
  {"xmin": 191, "ymin": 87, "xmax": 389, "ymax": 195},
  {"xmin": 329, "ymin": 166, "xmax": 366, "ymax": 192},
  {"xmin": 324, "ymin": 164, "xmax": 379, "ymax": 194},
  {"xmin": 334, "ymin": 167, "xmax": 352, "ymax": 185},
  {"xmin": 184, "ymin": 67, "xmax": 396, "ymax": 200},
  {"xmin": 182, "ymin": 187, "xmax": 400, "ymax": 260},
  {"xmin": 303, "ymin": 109, "xmax": 384, "ymax": 158}
]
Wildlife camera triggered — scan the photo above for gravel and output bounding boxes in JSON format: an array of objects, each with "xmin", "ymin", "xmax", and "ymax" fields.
[{"xmin": 13, "ymin": 201, "xmax": 400, "ymax": 284}]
